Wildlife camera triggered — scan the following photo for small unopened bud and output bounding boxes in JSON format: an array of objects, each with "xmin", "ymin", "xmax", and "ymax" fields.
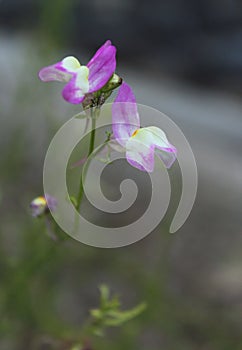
[{"xmin": 101, "ymin": 74, "xmax": 122, "ymax": 93}]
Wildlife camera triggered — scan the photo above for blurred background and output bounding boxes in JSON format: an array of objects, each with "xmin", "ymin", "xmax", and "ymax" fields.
[{"xmin": 0, "ymin": 0, "xmax": 242, "ymax": 349}]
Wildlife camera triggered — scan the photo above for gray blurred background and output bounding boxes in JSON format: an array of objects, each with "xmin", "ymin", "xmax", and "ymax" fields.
[{"xmin": 0, "ymin": 1, "xmax": 242, "ymax": 350}]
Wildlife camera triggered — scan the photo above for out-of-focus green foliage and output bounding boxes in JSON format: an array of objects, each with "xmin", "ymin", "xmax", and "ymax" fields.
[
  {"xmin": 39, "ymin": 0, "xmax": 73, "ymax": 48},
  {"xmin": 89, "ymin": 285, "xmax": 146, "ymax": 336}
]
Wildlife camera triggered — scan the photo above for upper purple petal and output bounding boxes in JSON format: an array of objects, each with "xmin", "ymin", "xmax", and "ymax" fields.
[
  {"xmin": 87, "ymin": 40, "xmax": 112, "ymax": 65},
  {"xmin": 112, "ymin": 82, "xmax": 140, "ymax": 147},
  {"xmin": 87, "ymin": 40, "xmax": 116, "ymax": 93}
]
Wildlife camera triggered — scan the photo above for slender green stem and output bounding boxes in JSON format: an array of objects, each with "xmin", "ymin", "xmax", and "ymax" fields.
[
  {"xmin": 76, "ymin": 107, "xmax": 99, "ymax": 211},
  {"xmin": 76, "ymin": 172, "xmax": 84, "ymax": 211},
  {"xmin": 88, "ymin": 117, "xmax": 97, "ymax": 155}
]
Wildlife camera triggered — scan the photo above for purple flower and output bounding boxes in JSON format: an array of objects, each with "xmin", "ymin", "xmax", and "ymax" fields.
[
  {"xmin": 30, "ymin": 194, "xmax": 57, "ymax": 217},
  {"xmin": 39, "ymin": 40, "xmax": 116, "ymax": 104},
  {"xmin": 112, "ymin": 82, "xmax": 177, "ymax": 172}
]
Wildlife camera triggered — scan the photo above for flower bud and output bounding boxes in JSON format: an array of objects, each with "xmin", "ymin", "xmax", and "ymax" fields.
[
  {"xmin": 82, "ymin": 74, "xmax": 122, "ymax": 110},
  {"xmin": 100, "ymin": 74, "xmax": 122, "ymax": 93}
]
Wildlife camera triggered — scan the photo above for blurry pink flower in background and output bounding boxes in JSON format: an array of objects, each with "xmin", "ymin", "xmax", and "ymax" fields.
[{"xmin": 30, "ymin": 194, "xmax": 57, "ymax": 217}]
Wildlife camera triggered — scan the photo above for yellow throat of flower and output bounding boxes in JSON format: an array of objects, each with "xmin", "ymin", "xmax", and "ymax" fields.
[{"xmin": 131, "ymin": 129, "xmax": 139, "ymax": 137}]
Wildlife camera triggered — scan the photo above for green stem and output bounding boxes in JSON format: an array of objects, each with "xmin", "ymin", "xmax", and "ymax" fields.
[
  {"xmin": 76, "ymin": 107, "xmax": 99, "ymax": 211},
  {"xmin": 88, "ymin": 117, "xmax": 97, "ymax": 155}
]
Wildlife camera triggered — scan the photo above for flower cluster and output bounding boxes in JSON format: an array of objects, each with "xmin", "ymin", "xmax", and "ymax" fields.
[{"xmin": 38, "ymin": 40, "xmax": 177, "ymax": 173}]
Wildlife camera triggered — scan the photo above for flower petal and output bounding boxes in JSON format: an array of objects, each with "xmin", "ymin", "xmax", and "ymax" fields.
[
  {"xmin": 88, "ymin": 40, "xmax": 112, "ymax": 64},
  {"xmin": 112, "ymin": 82, "xmax": 140, "ymax": 146},
  {"xmin": 30, "ymin": 196, "xmax": 47, "ymax": 217},
  {"xmin": 45, "ymin": 194, "xmax": 58, "ymax": 212},
  {"xmin": 125, "ymin": 126, "xmax": 177, "ymax": 172},
  {"xmin": 62, "ymin": 66, "xmax": 89, "ymax": 104},
  {"xmin": 141, "ymin": 126, "xmax": 176, "ymax": 150},
  {"xmin": 30, "ymin": 194, "xmax": 57, "ymax": 217},
  {"xmin": 126, "ymin": 136, "xmax": 155, "ymax": 172},
  {"xmin": 143, "ymin": 126, "xmax": 177, "ymax": 168},
  {"xmin": 87, "ymin": 40, "xmax": 116, "ymax": 92},
  {"xmin": 155, "ymin": 148, "xmax": 177, "ymax": 169},
  {"xmin": 39, "ymin": 56, "xmax": 81, "ymax": 82}
]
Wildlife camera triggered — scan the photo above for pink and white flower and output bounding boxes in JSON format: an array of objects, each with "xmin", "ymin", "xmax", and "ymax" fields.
[
  {"xmin": 30, "ymin": 194, "xmax": 57, "ymax": 217},
  {"xmin": 39, "ymin": 40, "xmax": 116, "ymax": 104},
  {"xmin": 112, "ymin": 82, "xmax": 177, "ymax": 172}
]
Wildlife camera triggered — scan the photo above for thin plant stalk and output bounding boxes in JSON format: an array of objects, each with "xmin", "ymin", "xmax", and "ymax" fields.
[{"xmin": 76, "ymin": 107, "xmax": 100, "ymax": 211}]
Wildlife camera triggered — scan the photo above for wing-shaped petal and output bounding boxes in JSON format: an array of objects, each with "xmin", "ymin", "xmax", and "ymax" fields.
[
  {"xmin": 126, "ymin": 126, "xmax": 177, "ymax": 172},
  {"xmin": 87, "ymin": 40, "xmax": 116, "ymax": 92},
  {"xmin": 39, "ymin": 56, "xmax": 81, "ymax": 82},
  {"xmin": 155, "ymin": 148, "xmax": 177, "ymax": 169},
  {"xmin": 112, "ymin": 82, "xmax": 140, "ymax": 146},
  {"xmin": 144, "ymin": 126, "xmax": 177, "ymax": 168},
  {"xmin": 62, "ymin": 66, "xmax": 89, "ymax": 104}
]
